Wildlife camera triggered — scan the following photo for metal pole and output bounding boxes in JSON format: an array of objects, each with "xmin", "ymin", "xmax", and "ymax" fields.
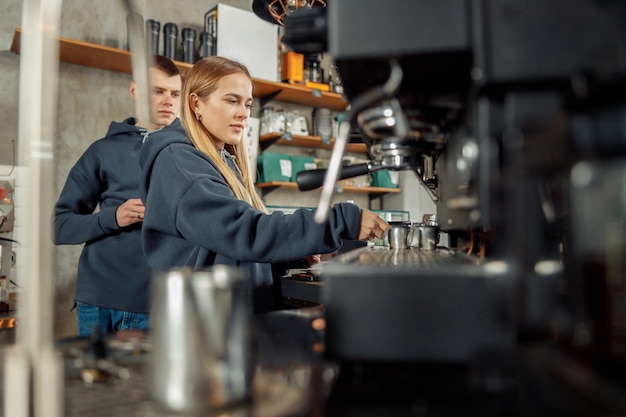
[
  {"xmin": 4, "ymin": 0, "xmax": 161, "ymax": 414},
  {"xmin": 4, "ymin": 0, "xmax": 64, "ymax": 416}
]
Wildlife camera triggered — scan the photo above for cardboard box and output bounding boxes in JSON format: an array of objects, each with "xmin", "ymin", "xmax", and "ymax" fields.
[
  {"xmin": 304, "ymin": 81, "xmax": 330, "ymax": 92},
  {"xmin": 282, "ymin": 51, "xmax": 304, "ymax": 84},
  {"xmin": 215, "ymin": 3, "xmax": 279, "ymax": 81}
]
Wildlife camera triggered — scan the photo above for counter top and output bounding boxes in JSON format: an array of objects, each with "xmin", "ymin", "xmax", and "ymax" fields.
[
  {"xmin": 281, "ymin": 275, "xmax": 323, "ymax": 306},
  {"xmin": 1, "ymin": 307, "xmax": 625, "ymax": 416}
]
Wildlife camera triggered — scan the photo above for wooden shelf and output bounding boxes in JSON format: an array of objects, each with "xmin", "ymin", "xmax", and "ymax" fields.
[
  {"xmin": 10, "ymin": 28, "xmax": 348, "ymax": 111},
  {"xmin": 11, "ymin": 28, "xmax": 134, "ymax": 74},
  {"xmin": 260, "ymin": 132, "xmax": 368, "ymax": 154},
  {"xmin": 255, "ymin": 181, "xmax": 401, "ymax": 195},
  {"xmin": 11, "ymin": 28, "xmax": 401, "ymax": 202},
  {"xmin": 252, "ymin": 79, "xmax": 347, "ymax": 111}
]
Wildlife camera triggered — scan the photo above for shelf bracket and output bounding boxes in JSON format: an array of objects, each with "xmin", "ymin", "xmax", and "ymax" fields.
[
  {"xmin": 368, "ymin": 192, "xmax": 388, "ymax": 210},
  {"xmin": 259, "ymin": 184, "xmax": 281, "ymax": 198},
  {"xmin": 260, "ymin": 132, "xmax": 295, "ymax": 151},
  {"xmin": 260, "ymin": 89, "xmax": 282, "ymax": 107}
]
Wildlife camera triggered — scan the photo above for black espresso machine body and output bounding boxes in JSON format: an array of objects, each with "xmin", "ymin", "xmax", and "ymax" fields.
[{"xmin": 279, "ymin": 0, "xmax": 626, "ymax": 391}]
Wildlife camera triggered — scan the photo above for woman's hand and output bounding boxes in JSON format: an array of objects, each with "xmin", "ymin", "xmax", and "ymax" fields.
[
  {"xmin": 357, "ymin": 209, "xmax": 389, "ymax": 241},
  {"xmin": 305, "ymin": 254, "xmax": 322, "ymax": 266}
]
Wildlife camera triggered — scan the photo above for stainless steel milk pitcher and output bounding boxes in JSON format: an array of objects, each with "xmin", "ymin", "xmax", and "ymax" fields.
[
  {"xmin": 384, "ymin": 221, "xmax": 412, "ymax": 249},
  {"xmin": 150, "ymin": 266, "xmax": 254, "ymax": 414}
]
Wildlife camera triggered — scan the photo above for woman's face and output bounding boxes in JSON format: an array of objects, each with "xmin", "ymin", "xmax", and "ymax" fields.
[{"xmin": 193, "ymin": 72, "xmax": 253, "ymax": 150}]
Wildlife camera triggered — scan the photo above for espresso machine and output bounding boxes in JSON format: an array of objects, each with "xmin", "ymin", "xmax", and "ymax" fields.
[{"xmin": 273, "ymin": 0, "xmax": 626, "ymax": 413}]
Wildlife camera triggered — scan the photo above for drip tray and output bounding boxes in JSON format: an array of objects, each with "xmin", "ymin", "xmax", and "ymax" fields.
[{"xmin": 322, "ymin": 248, "xmax": 518, "ymax": 363}]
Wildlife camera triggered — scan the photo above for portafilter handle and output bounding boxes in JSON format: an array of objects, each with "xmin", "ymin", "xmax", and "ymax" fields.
[{"xmin": 296, "ymin": 161, "xmax": 383, "ymax": 191}]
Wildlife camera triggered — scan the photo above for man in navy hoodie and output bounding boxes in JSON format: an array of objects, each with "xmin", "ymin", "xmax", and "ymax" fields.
[{"xmin": 53, "ymin": 55, "xmax": 182, "ymax": 337}]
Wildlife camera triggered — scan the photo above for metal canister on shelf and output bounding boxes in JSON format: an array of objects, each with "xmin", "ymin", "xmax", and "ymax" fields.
[
  {"xmin": 145, "ymin": 19, "xmax": 160, "ymax": 55},
  {"xmin": 163, "ymin": 22, "xmax": 178, "ymax": 61},
  {"xmin": 198, "ymin": 31, "xmax": 212, "ymax": 59},
  {"xmin": 181, "ymin": 27, "xmax": 196, "ymax": 63},
  {"xmin": 204, "ymin": 9, "xmax": 218, "ymax": 56}
]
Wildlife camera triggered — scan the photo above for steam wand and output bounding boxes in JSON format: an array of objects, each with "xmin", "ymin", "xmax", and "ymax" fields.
[{"xmin": 313, "ymin": 60, "xmax": 404, "ymax": 223}]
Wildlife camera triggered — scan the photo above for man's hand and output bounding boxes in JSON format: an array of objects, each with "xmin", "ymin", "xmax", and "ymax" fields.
[{"xmin": 116, "ymin": 198, "xmax": 145, "ymax": 227}]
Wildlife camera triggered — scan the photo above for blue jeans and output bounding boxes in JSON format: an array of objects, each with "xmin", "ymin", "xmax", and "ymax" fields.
[{"xmin": 76, "ymin": 302, "xmax": 150, "ymax": 337}]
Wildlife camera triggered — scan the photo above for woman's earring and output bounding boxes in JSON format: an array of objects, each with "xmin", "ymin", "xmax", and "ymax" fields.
[{"xmin": 195, "ymin": 113, "xmax": 201, "ymax": 121}]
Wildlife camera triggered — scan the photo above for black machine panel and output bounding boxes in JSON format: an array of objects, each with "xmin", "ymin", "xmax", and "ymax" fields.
[{"xmin": 276, "ymin": 0, "xmax": 626, "ymax": 399}]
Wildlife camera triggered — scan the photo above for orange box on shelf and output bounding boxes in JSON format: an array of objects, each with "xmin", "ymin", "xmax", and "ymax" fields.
[
  {"xmin": 304, "ymin": 81, "xmax": 330, "ymax": 92},
  {"xmin": 282, "ymin": 51, "xmax": 304, "ymax": 84}
]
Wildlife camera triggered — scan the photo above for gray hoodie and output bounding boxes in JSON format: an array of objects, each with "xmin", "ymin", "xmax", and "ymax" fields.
[{"xmin": 54, "ymin": 118, "xmax": 152, "ymax": 312}]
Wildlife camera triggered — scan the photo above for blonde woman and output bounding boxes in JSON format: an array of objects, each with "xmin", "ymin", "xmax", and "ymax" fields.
[{"xmin": 139, "ymin": 56, "xmax": 388, "ymax": 312}]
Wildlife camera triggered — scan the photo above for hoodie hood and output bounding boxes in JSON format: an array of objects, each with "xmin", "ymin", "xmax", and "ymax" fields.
[
  {"xmin": 105, "ymin": 117, "xmax": 144, "ymax": 137},
  {"xmin": 139, "ymin": 118, "xmax": 191, "ymax": 194}
]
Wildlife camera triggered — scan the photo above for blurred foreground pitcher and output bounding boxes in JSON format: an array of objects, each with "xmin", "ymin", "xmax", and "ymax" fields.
[{"xmin": 150, "ymin": 266, "xmax": 254, "ymax": 413}]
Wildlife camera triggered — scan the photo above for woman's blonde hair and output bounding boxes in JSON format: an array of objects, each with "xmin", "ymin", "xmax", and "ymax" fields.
[{"xmin": 180, "ymin": 56, "xmax": 266, "ymax": 212}]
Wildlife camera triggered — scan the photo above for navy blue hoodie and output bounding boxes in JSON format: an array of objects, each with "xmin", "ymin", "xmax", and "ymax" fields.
[
  {"xmin": 139, "ymin": 119, "xmax": 362, "ymax": 290},
  {"xmin": 54, "ymin": 118, "xmax": 152, "ymax": 312}
]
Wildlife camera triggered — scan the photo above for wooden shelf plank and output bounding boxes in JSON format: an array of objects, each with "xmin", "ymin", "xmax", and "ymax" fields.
[
  {"xmin": 260, "ymin": 132, "xmax": 368, "ymax": 154},
  {"xmin": 251, "ymin": 79, "xmax": 347, "ymax": 111},
  {"xmin": 10, "ymin": 28, "xmax": 348, "ymax": 111},
  {"xmin": 11, "ymin": 28, "xmax": 134, "ymax": 74},
  {"xmin": 255, "ymin": 181, "xmax": 401, "ymax": 194}
]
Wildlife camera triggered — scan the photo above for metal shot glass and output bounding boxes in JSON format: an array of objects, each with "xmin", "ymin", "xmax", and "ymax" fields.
[
  {"xmin": 384, "ymin": 221, "xmax": 412, "ymax": 249},
  {"xmin": 408, "ymin": 224, "xmax": 440, "ymax": 250}
]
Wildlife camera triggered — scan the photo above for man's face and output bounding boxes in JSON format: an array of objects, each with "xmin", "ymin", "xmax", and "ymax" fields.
[{"xmin": 131, "ymin": 68, "xmax": 182, "ymax": 130}]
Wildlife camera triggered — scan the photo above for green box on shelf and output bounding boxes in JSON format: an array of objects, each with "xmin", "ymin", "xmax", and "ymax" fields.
[
  {"xmin": 257, "ymin": 152, "xmax": 292, "ymax": 183},
  {"xmin": 290, "ymin": 155, "xmax": 317, "ymax": 182},
  {"xmin": 372, "ymin": 210, "xmax": 410, "ymax": 222},
  {"xmin": 371, "ymin": 170, "xmax": 399, "ymax": 188}
]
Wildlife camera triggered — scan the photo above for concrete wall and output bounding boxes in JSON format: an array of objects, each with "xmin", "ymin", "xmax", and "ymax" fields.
[{"xmin": 1, "ymin": 0, "xmax": 249, "ymax": 338}]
